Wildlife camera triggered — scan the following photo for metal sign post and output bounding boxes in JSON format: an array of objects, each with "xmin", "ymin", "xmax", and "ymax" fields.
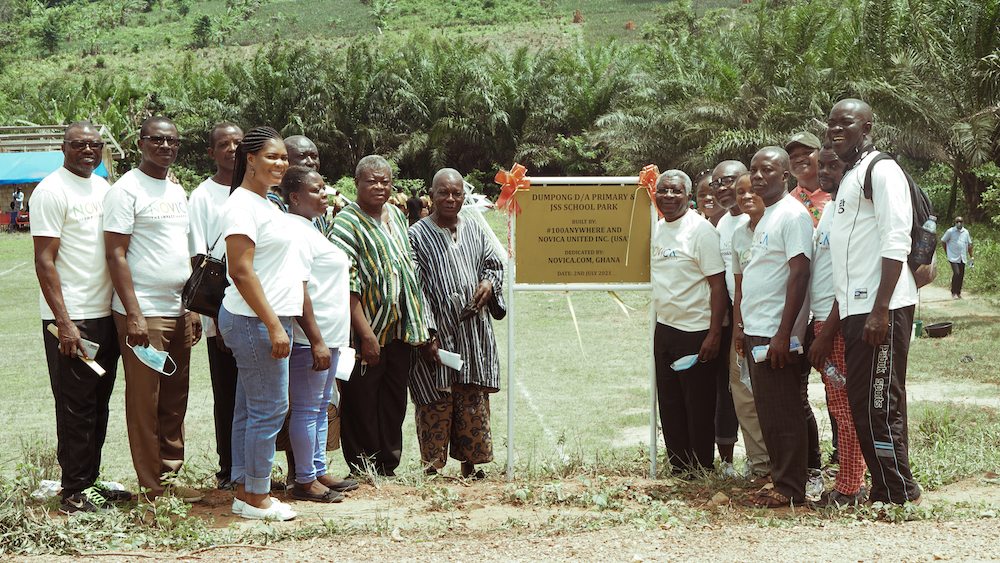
[{"xmin": 504, "ymin": 176, "xmax": 658, "ymax": 481}]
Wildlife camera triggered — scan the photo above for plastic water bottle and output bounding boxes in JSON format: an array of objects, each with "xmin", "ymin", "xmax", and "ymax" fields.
[
  {"xmin": 910, "ymin": 215, "xmax": 937, "ymax": 265},
  {"xmin": 823, "ymin": 360, "xmax": 847, "ymax": 389}
]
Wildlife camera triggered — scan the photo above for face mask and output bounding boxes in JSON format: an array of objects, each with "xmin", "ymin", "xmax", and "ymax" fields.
[
  {"xmin": 130, "ymin": 343, "xmax": 177, "ymax": 376},
  {"xmin": 669, "ymin": 354, "xmax": 700, "ymax": 372}
]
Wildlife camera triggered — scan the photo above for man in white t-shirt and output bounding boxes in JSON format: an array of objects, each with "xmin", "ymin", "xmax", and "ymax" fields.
[
  {"xmin": 711, "ymin": 160, "xmax": 769, "ymax": 479},
  {"xmin": 105, "ymin": 116, "xmax": 201, "ymax": 501},
  {"xmin": 650, "ymin": 170, "xmax": 727, "ymax": 474},
  {"xmin": 188, "ymin": 122, "xmax": 243, "ymax": 489},
  {"xmin": 940, "ymin": 217, "xmax": 973, "ymax": 299},
  {"xmin": 733, "ymin": 147, "xmax": 813, "ymax": 507},
  {"xmin": 32, "ymin": 122, "xmax": 132, "ymax": 514},
  {"xmin": 828, "ymin": 98, "xmax": 922, "ymax": 505}
]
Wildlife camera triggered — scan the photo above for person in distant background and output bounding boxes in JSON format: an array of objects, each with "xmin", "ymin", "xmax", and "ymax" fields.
[{"xmin": 941, "ymin": 217, "xmax": 973, "ymax": 299}]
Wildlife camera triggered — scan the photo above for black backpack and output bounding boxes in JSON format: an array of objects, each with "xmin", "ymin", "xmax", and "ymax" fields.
[{"xmin": 862, "ymin": 152, "xmax": 936, "ymax": 274}]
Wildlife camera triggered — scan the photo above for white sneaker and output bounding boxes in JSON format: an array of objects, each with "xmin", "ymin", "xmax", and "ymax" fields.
[
  {"xmin": 719, "ymin": 462, "xmax": 739, "ymax": 479},
  {"xmin": 232, "ymin": 498, "xmax": 245, "ymax": 515},
  {"xmin": 805, "ymin": 469, "xmax": 824, "ymax": 502},
  {"xmin": 239, "ymin": 499, "xmax": 297, "ymax": 521}
]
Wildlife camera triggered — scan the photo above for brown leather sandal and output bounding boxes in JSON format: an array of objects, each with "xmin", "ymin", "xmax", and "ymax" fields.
[{"xmin": 752, "ymin": 488, "xmax": 792, "ymax": 508}]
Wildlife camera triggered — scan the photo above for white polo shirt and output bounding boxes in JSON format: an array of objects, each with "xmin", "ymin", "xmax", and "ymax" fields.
[
  {"xmin": 716, "ymin": 211, "xmax": 749, "ymax": 302},
  {"xmin": 651, "ymin": 210, "xmax": 725, "ymax": 332},
  {"xmin": 188, "ymin": 177, "xmax": 232, "ymax": 336},
  {"xmin": 736, "ymin": 194, "xmax": 813, "ymax": 338},
  {"xmin": 221, "ymin": 187, "xmax": 307, "ymax": 318},
  {"xmin": 289, "ymin": 214, "xmax": 351, "ymax": 348},
  {"xmin": 30, "ymin": 167, "xmax": 113, "ymax": 321},
  {"xmin": 810, "ymin": 204, "xmax": 836, "ymax": 322},
  {"xmin": 829, "ymin": 151, "xmax": 917, "ymax": 318},
  {"xmin": 104, "ymin": 169, "xmax": 190, "ymax": 317}
]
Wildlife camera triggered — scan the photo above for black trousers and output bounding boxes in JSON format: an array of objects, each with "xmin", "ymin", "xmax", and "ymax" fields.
[
  {"xmin": 949, "ymin": 261, "xmax": 966, "ymax": 296},
  {"xmin": 842, "ymin": 306, "xmax": 922, "ymax": 504},
  {"xmin": 654, "ymin": 323, "xmax": 718, "ymax": 472},
  {"xmin": 340, "ymin": 339, "xmax": 410, "ymax": 476},
  {"xmin": 207, "ymin": 336, "xmax": 238, "ymax": 481},
  {"xmin": 715, "ymin": 323, "xmax": 739, "ymax": 446},
  {"xmin": 42, "ymin": 318, "xmax": 120, "ymax": 498},
  {"xmin": 745, "ymin": 335, "xmax": 808, "ymax": 501}
]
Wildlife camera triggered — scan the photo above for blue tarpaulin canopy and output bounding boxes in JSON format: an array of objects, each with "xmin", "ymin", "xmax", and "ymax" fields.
[{"xmin": 0, "ymin": 151, "xmax": 108, "ymax": 185}]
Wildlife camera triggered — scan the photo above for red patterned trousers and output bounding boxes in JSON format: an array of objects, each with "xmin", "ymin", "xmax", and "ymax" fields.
[{"xmin": 814, "ymin": 320, "xmax": 867, "ymax": 495}]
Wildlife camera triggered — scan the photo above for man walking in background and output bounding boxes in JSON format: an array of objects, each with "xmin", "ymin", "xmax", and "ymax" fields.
[{"xmin": 941, "ymin": 217, "xmax": 973, "ymax": 299}]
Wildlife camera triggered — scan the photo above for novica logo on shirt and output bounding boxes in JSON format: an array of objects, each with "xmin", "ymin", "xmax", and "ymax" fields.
[
  {"xmin": 653, "ymin": 245, "xmax": 679, "ymax": 259},
  {"xmin": 67, "ymin": 201, "xmax": 103, "ymax": 223},
  {"xmin": 141, "ymin": 200, "xmax": 186, "ymax": 219}
]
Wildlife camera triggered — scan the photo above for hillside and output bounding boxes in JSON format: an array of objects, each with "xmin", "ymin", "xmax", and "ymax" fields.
[{"xmin": 0, "ymin": 0, "xmax": 739, "ymax": 80}]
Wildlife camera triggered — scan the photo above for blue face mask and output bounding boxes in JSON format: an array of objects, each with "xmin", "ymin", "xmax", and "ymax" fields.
[
  {"xmin": 130, "ymin": 343, "xmax": 177, "ymax": 376},
  {"xmin": 669, "ymin": 354, "xmax": 700, "ymax": 372}
]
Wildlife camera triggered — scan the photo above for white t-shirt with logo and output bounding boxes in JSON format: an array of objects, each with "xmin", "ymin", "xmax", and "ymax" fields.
[
  {"xmin": 221, "ymin": 187, "xmax": 307, "ymax": 318},
  {"xmin": 103, "ymin": 169, "xmax": 190, "ymax": 317},
  {"xmin": 651, "ymin": 211, "xmax": 725, "ymax": 332},
  {"xmin": 30, "ymin": 167, "xmax": 113, "ymax": 321},
  {"xmin": 289, "ymin": 215, "xmax": 351, "ymax": 348},
  {"xmin": 830, "ymin": 151, "xmax": 917, "ymax": 318},
  {"xmin": 810, "ymin": 203, "xmax": 836, "ymax": 322},
  {"xmin": 736, "ymin": 194, "xmax": 813, "ymax": 338},
  {"xmin": 188, "ymin": 177, "xmax": 232, "ymax": 337},
  {"xmin": 716, "ymin": 211, "xmax": 750, "ymax": 302}
]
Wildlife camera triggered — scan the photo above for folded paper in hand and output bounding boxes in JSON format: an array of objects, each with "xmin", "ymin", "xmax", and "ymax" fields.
[
  {"xmin": 46, "ymin": 324, "xmax": 105, "ymax": 376},
  {"xmin": 336, "ymin": 347, "xmax": 356, "ymax": 381},
  {"xmin": 438, "ymin": 349, "xmax": 464, "ymax": 371}
]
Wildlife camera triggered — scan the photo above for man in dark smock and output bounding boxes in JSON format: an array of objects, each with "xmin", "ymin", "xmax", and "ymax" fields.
[{"xmin": 408, "ymin": 168, "xmax": 506, "ymax": 479}]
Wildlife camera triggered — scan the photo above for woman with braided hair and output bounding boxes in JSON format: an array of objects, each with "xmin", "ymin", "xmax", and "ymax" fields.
[{"xmin": 217, "ymin": 126, "xmax": 304, "ymax": 521}]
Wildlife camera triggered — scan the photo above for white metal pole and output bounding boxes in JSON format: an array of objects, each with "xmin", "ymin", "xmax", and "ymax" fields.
[
  {"xmin": 506, "ymin": 211, "xmax": 516, "ymax": 482},
  {"xmin": 648, "ymin": 203, "xmax": 658, "ymax": 479}
]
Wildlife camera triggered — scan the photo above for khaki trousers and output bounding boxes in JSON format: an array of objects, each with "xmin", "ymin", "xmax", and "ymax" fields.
[
  {"xmin": 728, "ymin": 338, "xmax": 770, "ymax": 475},
  {"xmin": 114, "ymin": 312, "xmax": 193, "ymax": 495}
]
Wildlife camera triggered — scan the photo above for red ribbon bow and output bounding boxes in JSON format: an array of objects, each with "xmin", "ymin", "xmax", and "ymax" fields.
[
  {"xmin": 639, "ymin": 164, "xmax": 661, "ymax": 217},
  {"xmin": 494, "ymin": 163, "xmax": 530, "ymax": 215}
]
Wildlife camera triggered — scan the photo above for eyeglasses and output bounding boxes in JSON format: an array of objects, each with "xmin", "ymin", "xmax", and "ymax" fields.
[
  {"xmin": 655, "ymin": 188, "xmax": 686, "ymax": 196},
  {"xmin": 66, "ymin": 140, "xmax": 105, "ymax": 151},
  {"xmin": 141, "ymin": 135, "xmax": 181, "ymax": 147},
  {"xmin": 709, "ymin": 175, "xmax": 737, "ymax": 189}
]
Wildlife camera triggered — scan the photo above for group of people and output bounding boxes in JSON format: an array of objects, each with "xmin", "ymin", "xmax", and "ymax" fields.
[
  {"xmin": 32, "ymin": 95, "xmax": 936, "ymax": 519},
  {"xmin": 32, "ymin": 118, "xmax": 505, "ymax": 520},
  {"xmin": 651, "ymin": 98, "xmax": 927, "ymax": 508}
]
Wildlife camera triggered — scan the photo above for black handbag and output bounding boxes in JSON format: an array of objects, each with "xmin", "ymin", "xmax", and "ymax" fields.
[{"xmin": 182, "ymin": 235, "xmax": 229, "ymax": 317}]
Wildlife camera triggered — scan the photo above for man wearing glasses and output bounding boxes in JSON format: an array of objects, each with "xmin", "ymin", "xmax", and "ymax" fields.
[
  {"xmin": 104, "ymin": 116, "xmax": 202, "ymax": 502},
  {"xmin": 32, "ymin": 122, "xmax": 133, "ymax": 513}
]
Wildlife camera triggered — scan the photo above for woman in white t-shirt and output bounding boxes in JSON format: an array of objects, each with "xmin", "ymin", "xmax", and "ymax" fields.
[
  {"xmin": 217, "ymin": 126, "xmax": 305, "ymax": 521},
  {"xmin": 279, "ymin": 166, "xmax": 352, "ymax": 503}
]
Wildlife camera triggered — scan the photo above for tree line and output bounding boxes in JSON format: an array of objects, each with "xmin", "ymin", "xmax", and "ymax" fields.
[{"xmin": 1, "ymin": 0, "xmax": 998, "ymax": 220}]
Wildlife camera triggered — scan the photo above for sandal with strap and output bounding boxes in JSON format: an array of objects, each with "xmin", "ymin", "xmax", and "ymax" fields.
[{"xmin": 752, "ymin": 488, "xmax": 793, "ymax": 508}]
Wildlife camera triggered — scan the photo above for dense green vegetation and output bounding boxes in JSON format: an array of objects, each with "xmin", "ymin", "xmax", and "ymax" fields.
[{"xmin": 1, "ymin": 0, "xmax": 998, "ymax": 223}]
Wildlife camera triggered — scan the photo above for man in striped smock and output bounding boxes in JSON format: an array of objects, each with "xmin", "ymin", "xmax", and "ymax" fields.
[
  {"xmin": 328, "ymin": 155, "xmax": 433, "ymax": 477},
  {"xmin": 408, "ymin": 169, "xmax": 506, "ymax": 480}
]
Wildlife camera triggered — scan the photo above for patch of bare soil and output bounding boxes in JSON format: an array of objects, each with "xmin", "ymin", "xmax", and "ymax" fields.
[{"xmin": 40, "ymin": 473, "xmax": 1000, "ymax": 562}]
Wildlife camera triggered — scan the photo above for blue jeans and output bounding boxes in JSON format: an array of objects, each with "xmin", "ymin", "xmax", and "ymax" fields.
[
  {"xmin": 218, "ymin": 306, "xmax": 291, "ymax": 494},
  {"xmin": 288, "ymin": 345, "xmax": 339, "ymax": 483}
]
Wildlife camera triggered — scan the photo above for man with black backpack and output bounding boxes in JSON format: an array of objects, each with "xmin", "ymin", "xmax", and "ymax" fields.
[{"xmin": 826, "ymin": 98, "xmax": 923, "ymax": 505}]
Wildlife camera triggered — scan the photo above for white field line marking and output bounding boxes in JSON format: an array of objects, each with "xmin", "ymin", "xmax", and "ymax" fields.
[
  {"xmin": 514, "ymin": 375, "xmax": 569, "ymax": 462},
  {"xmin": 0, "ymin": 261, "xmax": 28, "ymax": 277}
]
